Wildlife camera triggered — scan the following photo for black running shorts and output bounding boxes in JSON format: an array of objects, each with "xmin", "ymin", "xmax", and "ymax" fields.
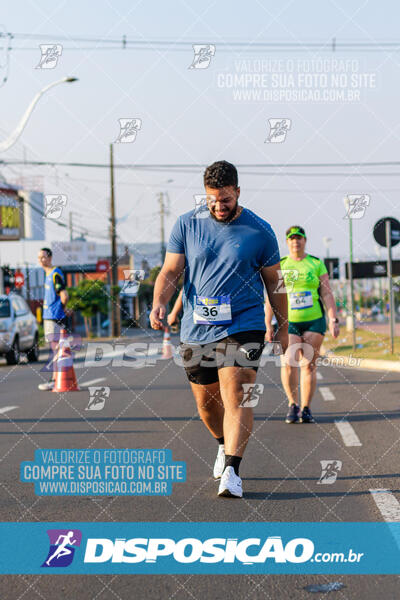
[{"xmin": 179, "ymin": 330, "xmax": 266, "ymax": 385}]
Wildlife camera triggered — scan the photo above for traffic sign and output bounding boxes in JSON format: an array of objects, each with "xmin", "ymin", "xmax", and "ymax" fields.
[
  {"xmin": 345, "ymin": 260, "xmax": 400, "ymax": 279},
  {"xmin": 96, "ymin": 259, "xmax": 110, "ymax": 273},
  {"xmin": 372, "ymin": 216, "xmax": 399, "ymax": 354},
  {"xmin": 14, "ymin": 271, "xmax": 24, "ymax": 288},
  {"xmin": 324, "ymin": 258, "xmax": 339, "ymax": 279},
  {"xmin": 373, "ymin": 217, "xmax": 400, "ymax": 248}
]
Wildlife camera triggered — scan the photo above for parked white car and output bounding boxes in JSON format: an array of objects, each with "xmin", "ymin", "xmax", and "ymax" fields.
[{"xmin": 0, "ymin": 294, "xmax": 39, "ymax": 365}]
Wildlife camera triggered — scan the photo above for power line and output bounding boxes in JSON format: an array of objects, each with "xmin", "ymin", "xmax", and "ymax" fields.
[
  {"xmin": 1, "ymin": 159, "xmax": 400, "ymax": 169},
  {"xmin": 3, "ymin": 33, "xmax": 400, "ymax": 51},
  {"xmin": 1, "ymin": 159, "xmax": 400, "ymax": 178},
  {"xmin": 48, "ymin": 175, "xmax": 400, "ymax": 193}
]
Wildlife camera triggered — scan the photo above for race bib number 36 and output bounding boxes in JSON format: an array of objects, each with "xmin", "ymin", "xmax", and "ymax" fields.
[
  {"xmin": 193, "ymin": 295, "xmax": 232, "ymax": 325},
  {"xmin": 289, "ymin": 291, "xmax": 313, "ymax": 310}
]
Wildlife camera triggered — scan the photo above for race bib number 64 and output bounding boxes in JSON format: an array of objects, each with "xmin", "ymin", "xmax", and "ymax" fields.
[{"xmin": 289, "ymin": 291, "xmax": 313, "ymax": 310}]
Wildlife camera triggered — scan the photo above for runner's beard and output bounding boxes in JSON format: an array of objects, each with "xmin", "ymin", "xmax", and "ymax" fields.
[{"xmin": 209, "ymin": 199, "xmax": 239, "ymax": 223}]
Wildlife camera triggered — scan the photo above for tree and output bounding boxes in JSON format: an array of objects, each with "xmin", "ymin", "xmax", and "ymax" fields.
[
  {"xmin": 148, "ymin": 266, "xmax": 161, "ymax": 283},
  {"xmin": 67, "ymin": 279, "xmax": 108, "ymax": 337}
]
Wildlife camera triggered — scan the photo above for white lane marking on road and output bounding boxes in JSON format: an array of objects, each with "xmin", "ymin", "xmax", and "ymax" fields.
[
  {"xmin": 0, "ymin": 406, "xmax": 18, "ymax": 414},
  {"xmin": 316, "ymin": 371, "xmax": 323, "ymax": 380},
  {"xmin": 79, "ymin": 378, "xmax": 106, "ymax": 387},
  {"xmin": 370, "ymin": 489, "xmax": 400, "ymax": 521},
  {"xmin": 320, "ymin": 386, "xmax": 335, "ymax": 401},
  {"xmin": 334, "ymin": 419, "xmax": 362, "ymax": 447}
]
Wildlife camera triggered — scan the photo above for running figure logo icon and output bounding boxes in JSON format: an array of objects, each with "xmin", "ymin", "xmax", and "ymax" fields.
[
  {"xmin": 317, "ymin": 460, "xmax": 342, "ymax": 484},
  {"xmin": 189, "ymin": 44, "xmax": 216, "ymax": 69},
  {"xmin": 44, "ymin": 194, "xmax": 67, "ymax": 220},
  {"xmin": 86, "ymin": 386, "xmax": 110, "ymax": 411},
  {"xmin": 240, "ymin": 383, "xmax": 264, "ymax": 408},
  {"xmin": 344, "ymin": 194, "xmax": 370, "ymax": 219},
  {"xmin": 192, "ymin": 194, "xmax": 211, "ymax": 219},
  {"xmin": 114, "ymin": 118, "xmax": 142, "ymax": 143},
  {"xmin": 265, "ymin": 119, "xmax": 291, "ymax": 143},
  {"xmin": 276, "ymin": 269, "xmax": 299, "ymax": 293},
  {"xmin": 121, "ymin": 270, "xmax": 145, "ymax": 295},
  {"xmin": 42, "ymin": 529, "xmax": 82, "ymax": 567},
  {"xmin": 36, "ymin": 44, "xmax": 63, "ymax": 69}
]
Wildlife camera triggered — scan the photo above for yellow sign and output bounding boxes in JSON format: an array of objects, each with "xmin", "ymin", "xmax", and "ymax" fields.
[{"xmin": 0, "ymin": 194, "xmax": 21, "ymax": 240}]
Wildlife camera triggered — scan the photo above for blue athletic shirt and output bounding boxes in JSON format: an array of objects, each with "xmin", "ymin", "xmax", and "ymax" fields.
[
  {"xmin": 167, "ymin": 207, "xmax": 280, "ymax": 343},
  {"xmin": 43, "ymin": 267, "xmax": 66, "ymax": 321}
]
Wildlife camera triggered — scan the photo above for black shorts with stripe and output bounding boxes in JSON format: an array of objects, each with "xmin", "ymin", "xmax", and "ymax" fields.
[{"xmin": 179, "ymin": 330, "xmax": 265, "ymax": 385}]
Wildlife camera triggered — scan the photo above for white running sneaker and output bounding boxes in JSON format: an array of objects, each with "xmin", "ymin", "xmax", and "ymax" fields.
[
  {"xmin": 213, "ymin": 445, "xmax": 225, "ymax": 479},
  {"xmin": 218, "ymin": 466, "xmax": 243, "ymax": 498},
  {"xmin": 38, "ymin": 381, "xmax": 55, "ymax": 391}
]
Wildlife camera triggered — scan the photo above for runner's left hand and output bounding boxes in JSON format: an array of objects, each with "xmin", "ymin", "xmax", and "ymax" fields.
[
  {"xmin": 274, "ymin": 328, "xmax": 289, "ymax": 354},
  {"xmin": 329, "ymin": 321, "xmax": 340, "ymax": 339}
]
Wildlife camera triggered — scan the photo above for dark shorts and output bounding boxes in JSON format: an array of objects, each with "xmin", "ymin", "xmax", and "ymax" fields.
[
  {"xmin": 288, "ymin": 316, "xmax": 326, "ymax": 337},
  {"xmin": 179, "ymin": 330, "xmax": 266, "ymax": 386}
]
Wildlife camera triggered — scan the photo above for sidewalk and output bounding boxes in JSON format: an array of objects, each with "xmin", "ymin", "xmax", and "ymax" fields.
[
  {"xmin": 320, "ymin": 347, "xmax": 400, "ymax": 373},
  {"xmin": 357, "ymin": 321, "xmax": 400, "ymax": 336}
]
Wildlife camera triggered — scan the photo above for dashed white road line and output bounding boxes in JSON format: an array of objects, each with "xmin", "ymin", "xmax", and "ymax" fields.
[
  {"xmin": 316, "ymin": 371, "xmax": 323, "ymax": 380},
  {"xmin": 79, "ymin": 378, "xmax": 106, "ymax": 387},
  {"xmin": 320, "ymin": 386, "xmax": 335, "ymax": 401},
  {"xmin": 0, "ymin": 406, "xmax": 18, "ymax": 414},
  {"xmin": 334, "ymin": 419, "xmax": 362, "ymax": 447},
  {"xmin": 370, "ymin": 489, "xmax": 400, "ymax": 521}
]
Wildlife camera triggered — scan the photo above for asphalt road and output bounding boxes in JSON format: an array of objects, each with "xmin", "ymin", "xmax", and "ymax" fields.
[{"xmin": 0, "ymin": 331, "xmax": 399, "ymax": 599}]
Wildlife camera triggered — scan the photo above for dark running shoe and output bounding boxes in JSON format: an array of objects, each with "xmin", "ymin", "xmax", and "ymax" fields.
[
  {"xmin": 300, "ymin": 406, "xmax": 315, "ymax": 423},
  {"xmin": 285, "ymin": 403, "xmax": 299, "ymax": 424}
]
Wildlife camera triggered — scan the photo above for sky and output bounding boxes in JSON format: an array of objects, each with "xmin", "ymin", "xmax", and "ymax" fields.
[{"xmin": 1, "ymin": 0, "xmax": 399, "ymax": 265}]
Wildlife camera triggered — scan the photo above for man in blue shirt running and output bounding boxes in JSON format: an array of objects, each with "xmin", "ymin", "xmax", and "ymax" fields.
[
  {"xmin": 37, "ymin": 247, "xmax": 69, "ymax": 391},
  {"xmin": 151, "ymin": 161, "xmax": 288, "ymax": 498}
]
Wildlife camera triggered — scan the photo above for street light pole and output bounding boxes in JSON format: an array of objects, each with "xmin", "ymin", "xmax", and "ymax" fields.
[
  {"xmin": 344, "ymin": 197, "xmax": 357, "ymax": 350},
  {"xmin": 323, "ymin": 236, "xmax": 332, "ymax": 258},
  {"xmin": 159, "ymin": 192, "xmax": 166, "ymax": 264},
  {"xmin": 0, "ymin": 77, "xmax": 78, "ymax": 153}
]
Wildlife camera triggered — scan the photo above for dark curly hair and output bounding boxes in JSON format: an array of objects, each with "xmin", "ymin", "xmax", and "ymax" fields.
[{"xmin": 203, "ymin": 160, "xmax": 238, "ymax": 189}]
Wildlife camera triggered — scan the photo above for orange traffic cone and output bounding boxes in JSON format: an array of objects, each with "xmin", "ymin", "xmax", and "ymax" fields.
[
  {"xmin": 52, "ymin": 329, "xmax": 80, "ymax": 392},
  {"xmin": 161, "ymin": 326, "xmax": 173, "ymax": 359}
]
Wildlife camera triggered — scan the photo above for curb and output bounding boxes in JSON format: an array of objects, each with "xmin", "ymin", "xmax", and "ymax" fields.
[{"xmin": 320, "ymin": 351, "xmax": 400, "ymax": 373}]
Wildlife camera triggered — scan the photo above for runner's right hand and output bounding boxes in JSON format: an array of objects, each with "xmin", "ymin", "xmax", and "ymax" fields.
[
  {"xmin": 150, "ymin": 304, "xmax": 166, "ymax": 330},
  {"xmin": 265, "ymin": 327, "xmax": 274, "ymax": 343}
]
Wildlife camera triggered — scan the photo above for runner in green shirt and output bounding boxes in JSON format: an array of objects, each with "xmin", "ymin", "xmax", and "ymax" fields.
[{"xmin": 265, "ymin": 225, "xmax": 339, "ymax": 423}]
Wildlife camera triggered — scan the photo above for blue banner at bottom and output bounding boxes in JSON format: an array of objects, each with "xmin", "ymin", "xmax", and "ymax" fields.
[{"xmin": 0, "ymin": 522, "xmax": 399, "ymax": 574}]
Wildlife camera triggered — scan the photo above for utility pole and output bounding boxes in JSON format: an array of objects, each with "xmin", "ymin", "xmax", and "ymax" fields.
[
  {"xmin": 159, "ymin": 191, "xmax": 166, "ymax": 263},
  {"xmin": 375, "ymin": 244, "xmax": 384, "ymax": 315},
  {"xmin": 110, "ymin": 143, "xmax": 121, "ymax": 338},
  {"xmin": 25, "ymin": 263, "xmax": 31, "ymax": 302},
  {"xmin": 69, "ymin": 211, "xmax": 73, "ymax": 241},
  {"xmin": 386, "ymin": 219, "xmax": 395, "ymax": 354}
]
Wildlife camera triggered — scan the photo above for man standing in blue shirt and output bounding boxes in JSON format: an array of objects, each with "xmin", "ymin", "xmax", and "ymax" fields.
[
  {"xmin": 37, "ymin": 247, "xmax": 69, "ymax": 391},
  {"xmin": 151, "ymin": 161, "xmax": 288, "ymax": 498}
]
